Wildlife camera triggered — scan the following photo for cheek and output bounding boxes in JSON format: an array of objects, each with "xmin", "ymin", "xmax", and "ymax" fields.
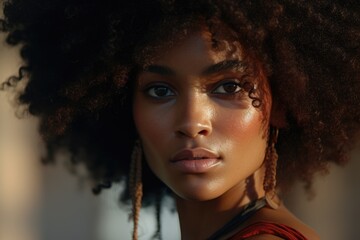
[
  {"xmin": 133, "ymin": 100, "xmax": 170, "ymax": 143},
  {"xmin": 219, "ymin": 108, "xmax": 267, "ymax": 162},
  {"xmin": 220, "ymin": 108, "xmax": 263, "ymax": 138},
  {"xmin": 133, "ymin": 96, "xmax": 172, "ymax": 168},
  {"xmin": 133, "ymin": 98, "xmax": 176, "ymax": 185}
]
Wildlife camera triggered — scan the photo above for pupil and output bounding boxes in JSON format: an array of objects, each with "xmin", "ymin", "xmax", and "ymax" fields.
[
  {"xmin": 155, "ymin": 87, "xmax": 168, "ymax": 96},
  {"xmin": 223, "ymin": 83, "xmax": 237, "ymax": 93}
]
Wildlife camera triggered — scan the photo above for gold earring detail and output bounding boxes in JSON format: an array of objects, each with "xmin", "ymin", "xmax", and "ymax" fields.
[
  {"xmin": 129, "ymin": 140, "xmax": 143, "ymax": 240},
  {"xmin": 263, "ymin": 127, "xmax": 280, "ymax": 209}
]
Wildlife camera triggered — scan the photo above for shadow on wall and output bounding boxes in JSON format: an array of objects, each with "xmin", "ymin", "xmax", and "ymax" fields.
[{"xmin": 285, "ymin": 149, "xmax": 360, "ymax": 240}]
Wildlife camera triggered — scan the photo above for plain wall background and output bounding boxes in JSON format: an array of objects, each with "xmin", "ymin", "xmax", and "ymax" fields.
[{"xmin": 1, "ymin": 16, "xmax": 360, "ymax": 240}]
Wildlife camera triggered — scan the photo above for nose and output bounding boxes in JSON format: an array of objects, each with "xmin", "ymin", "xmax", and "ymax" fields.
[{"xmin": 175, "ymin": 93, "xmax": 213, "ymax": 138}]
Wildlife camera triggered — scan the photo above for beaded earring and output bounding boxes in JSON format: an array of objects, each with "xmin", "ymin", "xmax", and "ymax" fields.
[
  {"xmin": 263, "ymin": 127, "xmax": 280, "ymax": 209},
  {"xmin": 129, "ymin": 140, "xmax": 143, "ymax": 240}
]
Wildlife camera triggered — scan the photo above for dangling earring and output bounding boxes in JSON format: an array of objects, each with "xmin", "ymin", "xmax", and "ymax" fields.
[
  {"xmin": 129, "ymin": 140, "xmax": 143, "ymax": 240},
  {"xmin": 263, "ymin": 127, "xmax": 280, "ymax": 209}
]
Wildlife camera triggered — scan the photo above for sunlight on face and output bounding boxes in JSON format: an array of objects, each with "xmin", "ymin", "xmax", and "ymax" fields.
[{"xmin": 133, "ymin": 27, "xmax": 271, "ymax": 202}]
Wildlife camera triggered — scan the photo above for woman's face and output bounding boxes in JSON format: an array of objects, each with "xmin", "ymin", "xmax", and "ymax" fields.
[{"xmin": 133, "ymin": 29, "xmax": 270, "ymax": 201}]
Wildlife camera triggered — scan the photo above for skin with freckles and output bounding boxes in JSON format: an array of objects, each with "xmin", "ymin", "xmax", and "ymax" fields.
[{"xmin": 133, "ymin": 28, "xmax": 319, "ymax": 240}]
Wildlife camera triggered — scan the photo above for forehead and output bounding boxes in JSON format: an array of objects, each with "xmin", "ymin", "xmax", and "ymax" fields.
[{"xmin": 142, "ymin": 29, "xmax": 245, "ymax": 75}]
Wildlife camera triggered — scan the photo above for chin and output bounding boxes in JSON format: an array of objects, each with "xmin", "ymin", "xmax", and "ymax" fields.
[{"xmin": 169, "ymin": 177, "xmax": 226, "ymax": 202}]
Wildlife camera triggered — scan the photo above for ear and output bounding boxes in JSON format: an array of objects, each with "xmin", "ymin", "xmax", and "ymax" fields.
[{"xmin": 270, "ymin": 97, "xmax": 287, "ymax": 128}]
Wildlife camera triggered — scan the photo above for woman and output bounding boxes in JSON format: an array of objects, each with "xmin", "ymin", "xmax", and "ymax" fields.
[{"xmin": 1, "ymin": 0, "xmax": 359, "ymax": 239}]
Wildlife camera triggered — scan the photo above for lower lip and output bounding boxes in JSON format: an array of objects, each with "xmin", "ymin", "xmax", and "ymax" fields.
[{"xmin": 171, "ymin": 158, "xmax": 221, "ymax": 173}]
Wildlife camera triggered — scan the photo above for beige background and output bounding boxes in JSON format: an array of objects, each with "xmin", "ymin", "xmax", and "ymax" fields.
[{"xmin": 1, "ymin": 19, "xmax": 360, "ymax": 240}]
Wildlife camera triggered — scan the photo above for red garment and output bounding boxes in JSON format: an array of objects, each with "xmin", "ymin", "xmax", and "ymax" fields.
[{"xmin": 228, "ymin": 221, "xmax": 308, "ymax": 240}]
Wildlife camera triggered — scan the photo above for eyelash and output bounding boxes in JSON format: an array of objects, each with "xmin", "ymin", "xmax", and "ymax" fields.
[
  {"xmin": 212, "ymin": 79, "xmax": 243, "ymax": 95},
  {"xmin": 145, "ymin": 84, "xmax": 176, "ymax": 98},
  {"xmin": 144, "ymin": 79, "xmax": 244, "ymax": 99}
]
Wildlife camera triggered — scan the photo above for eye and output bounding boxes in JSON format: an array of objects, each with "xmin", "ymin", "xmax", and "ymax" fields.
[
  {"xmin": 146, "ymin": 85, "xmax": 175, "ymax": 98},
  {"xmin": 212, "ymin": 80, "xmax": 242, "ymax": 94}
]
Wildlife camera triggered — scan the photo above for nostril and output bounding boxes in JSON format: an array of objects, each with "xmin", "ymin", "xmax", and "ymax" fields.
[
  {"xmin": 198, "ymin": 129, "xmax": 209, "ymax": 136},
  {"xmin": 175, "ymin": 124, "xmax": 211, "ymax": 138},
  {"xmin": 175, "ymin": 129, "xmax": 197, "ymax": 138}
]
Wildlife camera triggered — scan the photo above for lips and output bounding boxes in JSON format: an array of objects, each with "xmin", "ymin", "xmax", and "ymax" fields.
[{"xmin": 170, "ymin": 148, "xmax": 221, "ymax": 173}]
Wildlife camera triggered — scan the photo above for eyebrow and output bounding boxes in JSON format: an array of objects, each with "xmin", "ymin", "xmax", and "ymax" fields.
[
  {"xmin": 143, "ymin": 65, "xmax": 176, "ymax": 76},
  {"xmin": 201, "ymin": 60, "xmax": 246, "ymax": 75},
  {"xmin": 142, "ymin": 59, "xmax": 246, "ymax": 76}
]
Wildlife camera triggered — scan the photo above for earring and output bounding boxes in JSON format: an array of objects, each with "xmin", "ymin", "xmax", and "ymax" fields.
[
  {"xmin": 129, "ymin": 139, "xmax": 143, "ymax": 240},
  {"xmin": 263, "ymin": 127, "xmax": 280, "ymax": 209},
  {"xmin": 151, "ymin": 194, "xmax": 163, "ymax": 240}
]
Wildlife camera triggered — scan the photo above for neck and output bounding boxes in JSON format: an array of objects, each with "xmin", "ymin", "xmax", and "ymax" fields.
[{"xmin": 175, "ymin": 169, "xmax": 265, "ymax": 240}]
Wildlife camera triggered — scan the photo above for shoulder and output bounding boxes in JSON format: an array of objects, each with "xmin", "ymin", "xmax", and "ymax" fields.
[{"xmin": 244, "ymin": 203, "xmax": 320, "ymax": 240}]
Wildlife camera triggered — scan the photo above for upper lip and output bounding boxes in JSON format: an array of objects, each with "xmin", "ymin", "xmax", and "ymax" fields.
[{"xmin": 171, "ymin": 147, "xmax": 220, "ymax": 162}]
